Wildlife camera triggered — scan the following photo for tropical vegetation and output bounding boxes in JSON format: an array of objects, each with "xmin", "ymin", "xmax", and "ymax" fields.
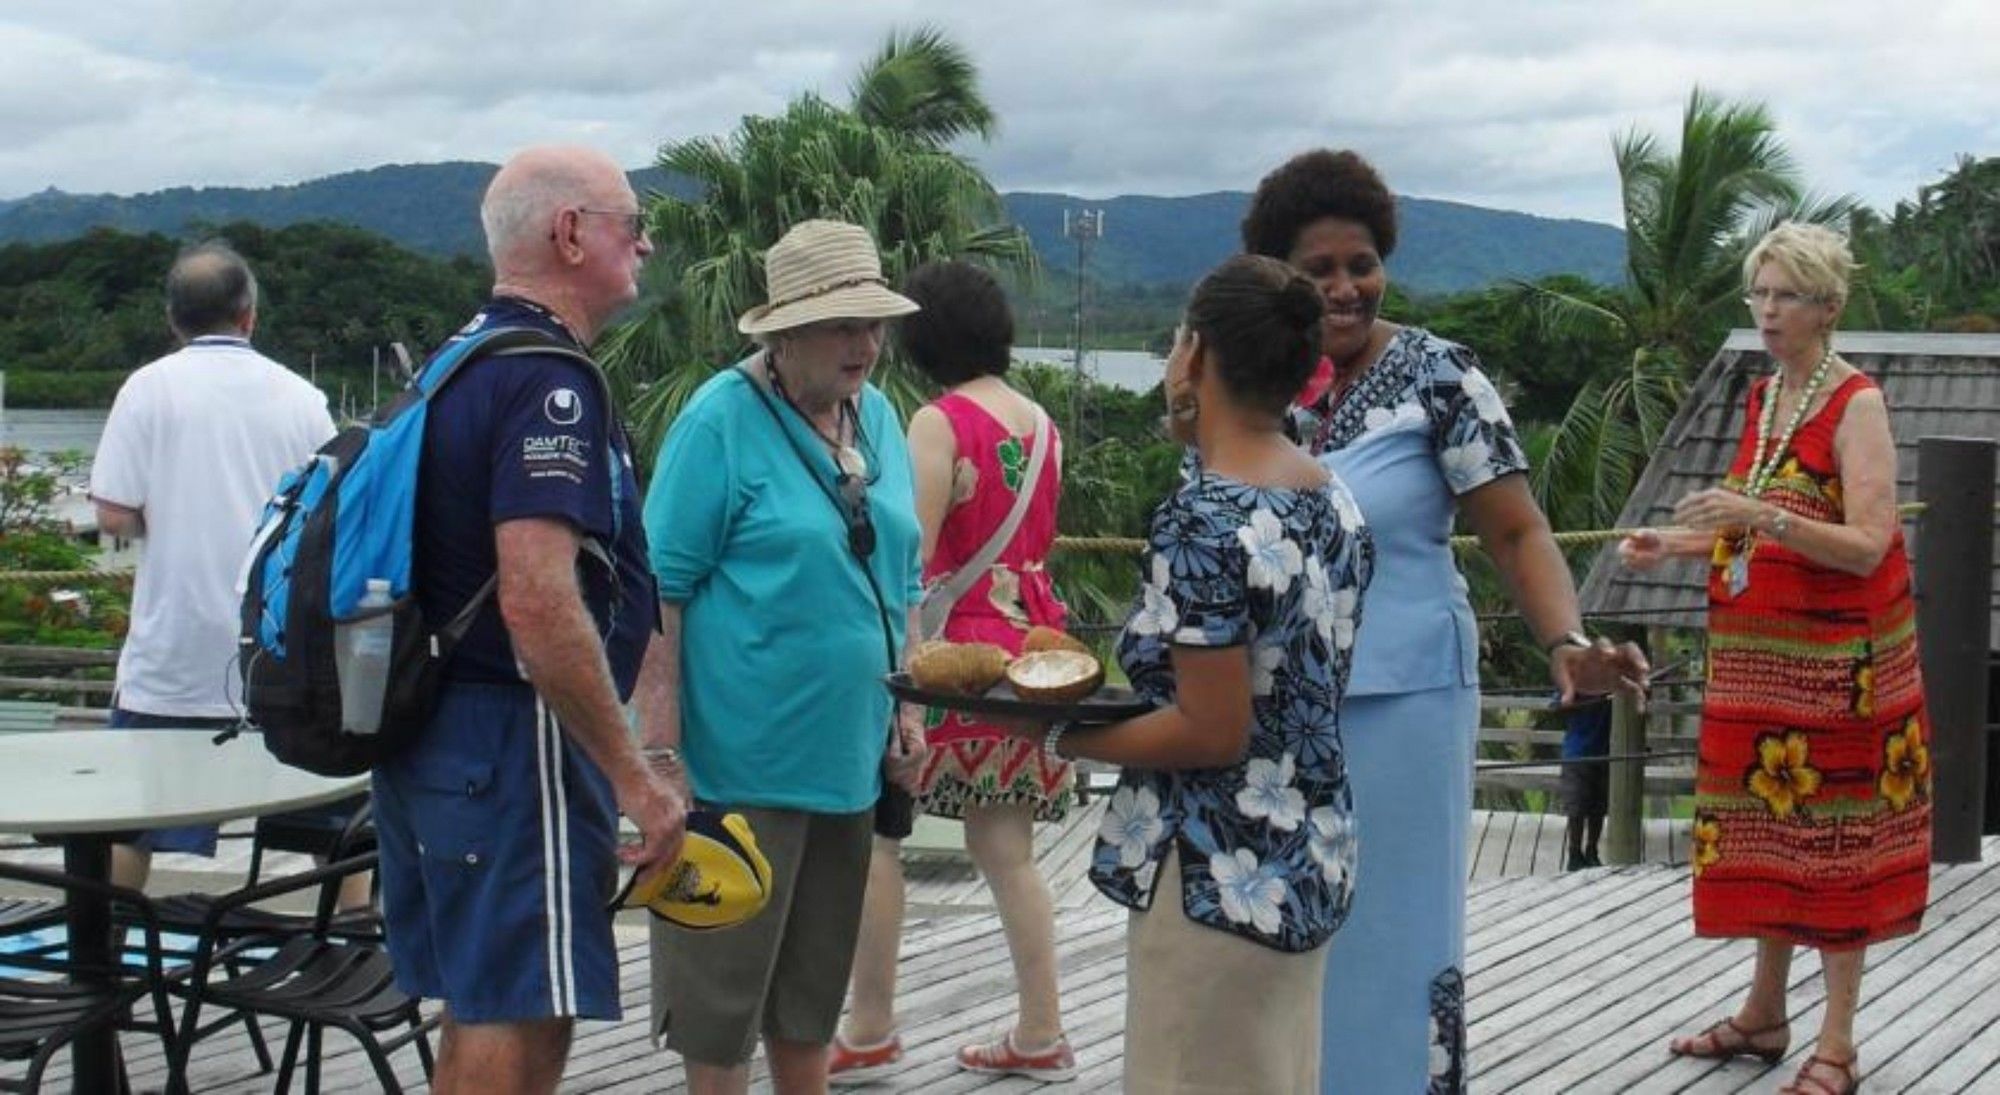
[
  {"xmin": 1510, "ymin": 89, "xmax": 1859, "ymax": 532},
  {"xmin": 599, "ymin": 26, "xmax": 1037, "ymax": 459}
]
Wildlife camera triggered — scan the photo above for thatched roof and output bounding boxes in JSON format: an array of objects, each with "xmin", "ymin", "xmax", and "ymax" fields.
[{"xmin": 1576, "ymin": 331, "xmax": 2000, "ymax": 647}]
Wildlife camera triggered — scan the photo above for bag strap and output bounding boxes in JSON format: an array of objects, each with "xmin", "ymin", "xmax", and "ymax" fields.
[
  {"xmin": 419, "ymin": 327, "xmax": 624, "ymax": 646},
  {"xmin": 923, "ymin": 404, "xmax": 1051, "ymax": 632}
]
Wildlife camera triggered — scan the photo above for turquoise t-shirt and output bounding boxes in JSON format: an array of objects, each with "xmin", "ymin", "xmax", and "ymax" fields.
[{"xmin": 645, "ymin": 364, "xmax": 921, "ymax": 814}]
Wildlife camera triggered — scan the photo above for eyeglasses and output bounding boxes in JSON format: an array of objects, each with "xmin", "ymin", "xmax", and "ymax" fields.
[
  {"xmin": 1743, "ymin": 287, "xmax": 1824, "ymax": 309},
  {"xmin": 835, "ymin": 473, "xmax": 876, "ymax": 560},
  {"xmin": 573, "ymin": 207, "xmax": 647, "ymax": 241}
]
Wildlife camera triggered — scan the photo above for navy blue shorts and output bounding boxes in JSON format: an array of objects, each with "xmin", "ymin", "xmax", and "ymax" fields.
[{"xmin": 372, "ymin": 682, "xmax": 620, "ymax": 1023}]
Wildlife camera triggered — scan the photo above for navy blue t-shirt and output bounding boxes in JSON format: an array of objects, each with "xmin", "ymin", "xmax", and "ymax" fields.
[{"xmin": 416, "ymin": 297, "xmax": 658, "ymax": 697}]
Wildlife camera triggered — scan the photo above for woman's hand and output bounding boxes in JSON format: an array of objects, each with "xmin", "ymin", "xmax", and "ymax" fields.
[
  {"xmin": 1672, "ymin": 487, "xmax": 1763, "ymax": 534},
  {"xmin": 1550, "ymin": 637, "xmax": 1650, "ymax": 710},
  {"xmin": 881, "ymin": 703, "xmax": 930, "ymax": 793},
  {"xmin": 1617, "ymin": 529, "xmax": 1668, "ymax": 572}
]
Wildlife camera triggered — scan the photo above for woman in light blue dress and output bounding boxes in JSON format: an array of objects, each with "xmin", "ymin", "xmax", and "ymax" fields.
[{"xmin": 1243, "ymin": 149, "xmax": 1648, "ymax": 1092}]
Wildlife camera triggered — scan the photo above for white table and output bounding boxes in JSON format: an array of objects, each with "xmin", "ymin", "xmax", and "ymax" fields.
[{"xmin": 0, "ymin": 729, "xmax": 367, "ymax": 1094}]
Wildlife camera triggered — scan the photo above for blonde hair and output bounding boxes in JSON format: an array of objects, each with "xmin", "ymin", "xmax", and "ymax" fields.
[{"xmin": 1743, "ymin": 222, "xmax": 1856, "ymax": 309}]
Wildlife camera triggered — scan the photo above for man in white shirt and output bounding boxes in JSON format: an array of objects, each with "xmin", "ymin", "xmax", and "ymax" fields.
[{"xmin": 89, "ymin": 240, "xmax": 339, "ymax": 887}]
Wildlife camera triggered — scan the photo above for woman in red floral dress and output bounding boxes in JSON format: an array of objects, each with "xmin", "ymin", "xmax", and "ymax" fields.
[
  {"xmin": 1621, "ymin": 223, "xmax": 1930, "ymax": 1095},
  {"xmin": 831, "ymin": 261, "xmax": 1078, "ymax": 1084}
]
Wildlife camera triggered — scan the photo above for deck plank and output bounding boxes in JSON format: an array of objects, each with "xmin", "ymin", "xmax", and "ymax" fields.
[{"xmin": 15, "ymin": 825, "xmax": 2000, "ymax": 1092}]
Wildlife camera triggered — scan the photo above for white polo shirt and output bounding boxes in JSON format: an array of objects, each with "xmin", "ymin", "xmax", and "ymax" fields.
[{"xmin": 90, "ymin": 336, "xmax": 336, "ymax": 717}]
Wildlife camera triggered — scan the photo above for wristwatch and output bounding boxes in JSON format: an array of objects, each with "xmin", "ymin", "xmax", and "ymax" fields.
[
  {"xmin": 1042, "ymin": 722, "xmax": 1073, "ymax": 761},
  {"xmin": 1546, "ymin": 630, "xmax": 1591, "ymax": 656}
]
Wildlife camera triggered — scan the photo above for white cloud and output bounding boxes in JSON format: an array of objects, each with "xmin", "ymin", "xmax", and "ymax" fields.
[{"xmin": 0, "ymin": 0, "xmax": 1993, "ymax": 225}]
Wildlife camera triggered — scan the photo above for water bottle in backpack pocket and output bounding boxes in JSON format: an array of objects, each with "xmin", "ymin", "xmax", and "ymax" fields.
[{"xmin": 335, "ymin": 579, "xmax": 396, "ymax": 735}]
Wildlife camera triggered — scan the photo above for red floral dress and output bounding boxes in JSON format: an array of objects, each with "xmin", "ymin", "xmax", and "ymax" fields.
[
  {"xmin": 1694, "ymin": 372, "xmax": 1931, "ymax": 949},
  {"xmin": 915, "ymin": 392, "xmax": 1075, "ymax": 821}
]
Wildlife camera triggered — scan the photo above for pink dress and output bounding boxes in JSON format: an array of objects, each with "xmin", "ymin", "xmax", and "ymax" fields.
[{"xmin": 915, "ymin": 391, "xmax": 1076, "ymax": 821}]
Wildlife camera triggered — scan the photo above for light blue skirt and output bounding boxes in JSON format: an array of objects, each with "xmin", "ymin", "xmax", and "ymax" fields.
[{"xmin": 1320, "ymin": 684, "xmax": 1477, "ymax": 1094}]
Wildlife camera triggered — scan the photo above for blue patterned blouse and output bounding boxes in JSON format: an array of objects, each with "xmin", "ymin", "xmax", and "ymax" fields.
[
  {"xmin": 1289, "ymin": 327, "xmax": 1529, "ymax": 696},
  {"xmin": 1089, "ymin": 471, "xmax": 1374, "ymax": 952}
]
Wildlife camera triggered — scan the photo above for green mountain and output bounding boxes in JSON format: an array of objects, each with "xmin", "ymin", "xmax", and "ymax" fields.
[{"xmin": 0, "ymin": 163, "xmax": 1623, "ymax": 294}]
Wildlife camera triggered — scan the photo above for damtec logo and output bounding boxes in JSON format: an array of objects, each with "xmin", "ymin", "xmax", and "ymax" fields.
[{"xmin": 522, "ymin": 434, "xmax": 591, "ymax": 485}]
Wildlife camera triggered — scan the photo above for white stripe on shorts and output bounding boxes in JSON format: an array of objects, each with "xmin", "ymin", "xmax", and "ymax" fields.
[{"xmin": 535, "ymin": 698, "xmax": 578, "ymax": 1016}]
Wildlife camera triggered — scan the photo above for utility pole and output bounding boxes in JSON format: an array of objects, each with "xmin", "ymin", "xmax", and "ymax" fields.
[{"xmin": 1063, "ymin": 208, "xmax": 1104, "ymax": 446}]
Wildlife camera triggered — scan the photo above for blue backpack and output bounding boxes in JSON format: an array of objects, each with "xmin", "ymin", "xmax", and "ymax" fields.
[{"xmin": 237, "ymin": 326, "xmax": 606, "ymax": 776}]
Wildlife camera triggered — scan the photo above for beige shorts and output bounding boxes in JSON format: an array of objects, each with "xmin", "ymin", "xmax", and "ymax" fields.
[
  {"xmin": 648, "ymin": 805, "xmax": 873, "ymax": 1066},
  {"xmin": 1124, "ymin": 849, "xmax": 1329, "ymax": 1094}
]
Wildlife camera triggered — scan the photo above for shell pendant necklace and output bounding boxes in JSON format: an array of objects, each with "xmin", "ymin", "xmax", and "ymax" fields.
[
  {"xmin": 1746, "ymin": 341, "xmax": 1835, "ymax": 497},
  {"xmin": 1725, "ymin": 341, "xmax": 1834, "ymax": 597}
]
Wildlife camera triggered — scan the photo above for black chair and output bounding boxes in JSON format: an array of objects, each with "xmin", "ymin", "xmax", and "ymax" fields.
[
  {"xmin": 114, "ymin": 794, "xmax": 379, "ymax": 1079},
  {"xmin": 0, "ymin": 862, "xmax": 180, "ymax": 1094},
  {"xmin": 170, "ymin": 851, "xmax": 434, "ymax": 1094},
  {"xmin": 0, "ymin": 898, "xmax": 66, "ymax": 973}
]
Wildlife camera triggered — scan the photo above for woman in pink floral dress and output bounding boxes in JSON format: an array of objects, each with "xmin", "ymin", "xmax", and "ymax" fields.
[{"xmin": 831, "ymin": 261, "xmax": 1078, "ymax": 1084}]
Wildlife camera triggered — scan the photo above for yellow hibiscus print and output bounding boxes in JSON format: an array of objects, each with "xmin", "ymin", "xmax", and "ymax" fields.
[
  {"xmin": 1691, "ymin": 814, "xmax": 1722, "ymax": 878},
  {"xmin": 1880, "ymin": 716, "xmax": 1931, "ymax": 811},
  {"xmin": 1746, "ymin": 730, "xmax": 1823, "ymax": 818},
  {"xmin": 1850, "ymin": 659, "xmax": 1875, "ymax": 718}
]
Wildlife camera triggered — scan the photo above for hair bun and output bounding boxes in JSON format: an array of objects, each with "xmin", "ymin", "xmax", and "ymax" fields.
[{"xmin": 1277, "ymin": 274, "xmax": 1324, "ymax": 330}]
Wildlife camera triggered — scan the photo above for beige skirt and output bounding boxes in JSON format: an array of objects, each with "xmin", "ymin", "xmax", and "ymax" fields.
[{"xmin": 1123, "ymin": 849, "xmax": 1329, "ymax": 1094}]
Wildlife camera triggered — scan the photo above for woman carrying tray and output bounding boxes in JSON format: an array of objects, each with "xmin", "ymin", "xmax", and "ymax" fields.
[
  {"xmin": 1013, "ymin": 254, "xmax": 1374, "ymax": 1093},
  {"xmin": 831, "ymin": 261, "xmax": 1078, "ymax": 1083}
]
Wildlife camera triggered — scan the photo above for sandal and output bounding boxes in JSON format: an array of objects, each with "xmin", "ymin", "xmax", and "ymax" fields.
[
  {"xmin": 957, "ymin": 1031, "xmax": 1078, "ymax": 1083},
  {"xmin": 1778, "ymin": 1053, "xmax": 1860, "ymax": 1095},
  {"xmin": 1668, "ymin": 1016, "xmax": 1790, "ymax": 1063},
  {"xmin": 828, "ymin": 1032, "xmax": 903, "ymax": 1086}
]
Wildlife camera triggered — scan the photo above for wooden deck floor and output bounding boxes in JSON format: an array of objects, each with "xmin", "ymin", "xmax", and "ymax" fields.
[{"xmin": 22, "ymin": 818, "xmax": 2000, "ymax": 1093}]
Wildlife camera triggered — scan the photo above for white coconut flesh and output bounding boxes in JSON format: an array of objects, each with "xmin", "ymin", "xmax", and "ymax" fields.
[{"xmin": 1010, "ymin": 651, "xmax": 1098, "ymax": 687}]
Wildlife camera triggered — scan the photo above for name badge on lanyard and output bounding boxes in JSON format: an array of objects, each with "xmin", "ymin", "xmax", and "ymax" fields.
[{"xmin": 1726, "ymin": 546, "xmax": 1752, "ymax": 598}]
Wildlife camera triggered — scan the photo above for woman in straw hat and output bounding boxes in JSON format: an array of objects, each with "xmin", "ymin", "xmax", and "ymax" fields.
[{"xmin": 641, "ymin": 219, "xmax": 930, "ymax": 1094}]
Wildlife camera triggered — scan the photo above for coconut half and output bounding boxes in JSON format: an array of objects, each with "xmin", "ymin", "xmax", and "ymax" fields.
[
  {"xmin": 908, "ymin": 641, "xmax": 1011, "ymax": 695},
  {"xmin": 1006, "ymin": 649, "xmax": 1105, "ymax": 705}
]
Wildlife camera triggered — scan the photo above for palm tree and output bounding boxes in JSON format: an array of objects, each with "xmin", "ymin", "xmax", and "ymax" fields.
[
  {"xmin": 602, "ymin": 27, "xmax": 1036, "ymax": 460},
  {"xmin": 850, "ymin": 26, "xmax": 996, "ymax": 145},
  {"xmin": 1514, "ymin": 89, "xmax": 1856, "ymax": 530}
]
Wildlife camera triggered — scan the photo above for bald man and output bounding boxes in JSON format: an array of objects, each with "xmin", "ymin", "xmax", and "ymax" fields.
[
  {"xmin": 369, "ymin": 146, "xmax": 686, "ymax": 1094},
  {"xmin": 90, "ymin": 241, "xmax": 342, "ymax": 887}
]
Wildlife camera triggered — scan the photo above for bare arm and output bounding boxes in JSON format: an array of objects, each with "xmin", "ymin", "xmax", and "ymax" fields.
[
  {"xmin": 1463, "ymin": 474, "xmax": 1650, "ymax": 701},
  {"xmin": 906, "ymin": 403, "xmax": 957, "ymax": 569},
  {"xmin": 1052, "ymin": 645, "xmax": 1254, "ymax": 770},
  {"xmin": 496, "ymin": 517, "xmax": 684, "ymax": 868},
  {"xmin": 1773, "ymin": 388, "xmax": 1899, "ymax": 575},
  {"xmin": 1459, "ymin": 474, "xmax": 1580, "ymax": 648},
  {"xmin": 92, "ymin": 500, "xmax": 144, "ymax": 539},
  {"xmin": 627, "ymin": 607, "xmax": 688, "ymax": 799}
]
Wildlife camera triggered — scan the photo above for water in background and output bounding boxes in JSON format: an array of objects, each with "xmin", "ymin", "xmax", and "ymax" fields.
[{"xmin": 1013, "ymin": 348, "xmax": 1165, "ymax": 394}]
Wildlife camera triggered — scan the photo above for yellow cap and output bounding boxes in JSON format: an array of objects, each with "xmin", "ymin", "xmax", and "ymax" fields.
[{"xmin": 611, "ymin": 810, "xmax": 773, "ymax": 931}]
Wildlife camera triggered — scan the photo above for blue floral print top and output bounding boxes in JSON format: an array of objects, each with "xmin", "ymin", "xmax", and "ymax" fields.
[
  {"xmin": 1089, "ymin": 471, "xmax": 1373, "ymax": 952},
  {"xmin": 1289, "ymin": 327, "xmax": 1529, "ymax": 696}
]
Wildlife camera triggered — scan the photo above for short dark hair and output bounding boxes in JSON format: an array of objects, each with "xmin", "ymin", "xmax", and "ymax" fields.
[
  {"xmin": 1185, "ymin": 254, "xmax": 1324, "ymax": 417},
  {"xmin": 895, "ymin": 261, "xmax": 1014, "ymax": 385},
  {"xmin": 165, "ymin": 240, "xmax": 258, "ymax": 338},
  {"xmin": 1241, "ymin": 149, "xmax": 1398, "ymax": 261}
]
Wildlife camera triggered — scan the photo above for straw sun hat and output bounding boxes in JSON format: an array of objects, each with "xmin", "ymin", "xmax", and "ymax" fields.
[{"xmin": 736, "ymin": 219, "xmax": 919, "ymax": 335}]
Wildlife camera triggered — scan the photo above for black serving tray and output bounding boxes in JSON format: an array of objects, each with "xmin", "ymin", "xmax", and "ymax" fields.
[{"xmin": 886, "ymin": 672, "xmax": 1154, "ymax": 724}]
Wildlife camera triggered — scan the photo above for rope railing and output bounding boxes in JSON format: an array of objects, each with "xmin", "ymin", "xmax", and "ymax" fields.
[{"xmin": 0, "ymin": 501, "xmax": 1967, "ymax": 583}]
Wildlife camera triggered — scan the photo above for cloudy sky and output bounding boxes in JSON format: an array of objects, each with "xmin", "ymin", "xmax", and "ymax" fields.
[{"xmin": 3, "ymin": 1, "xmax": 1993, "ymax": 225}]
